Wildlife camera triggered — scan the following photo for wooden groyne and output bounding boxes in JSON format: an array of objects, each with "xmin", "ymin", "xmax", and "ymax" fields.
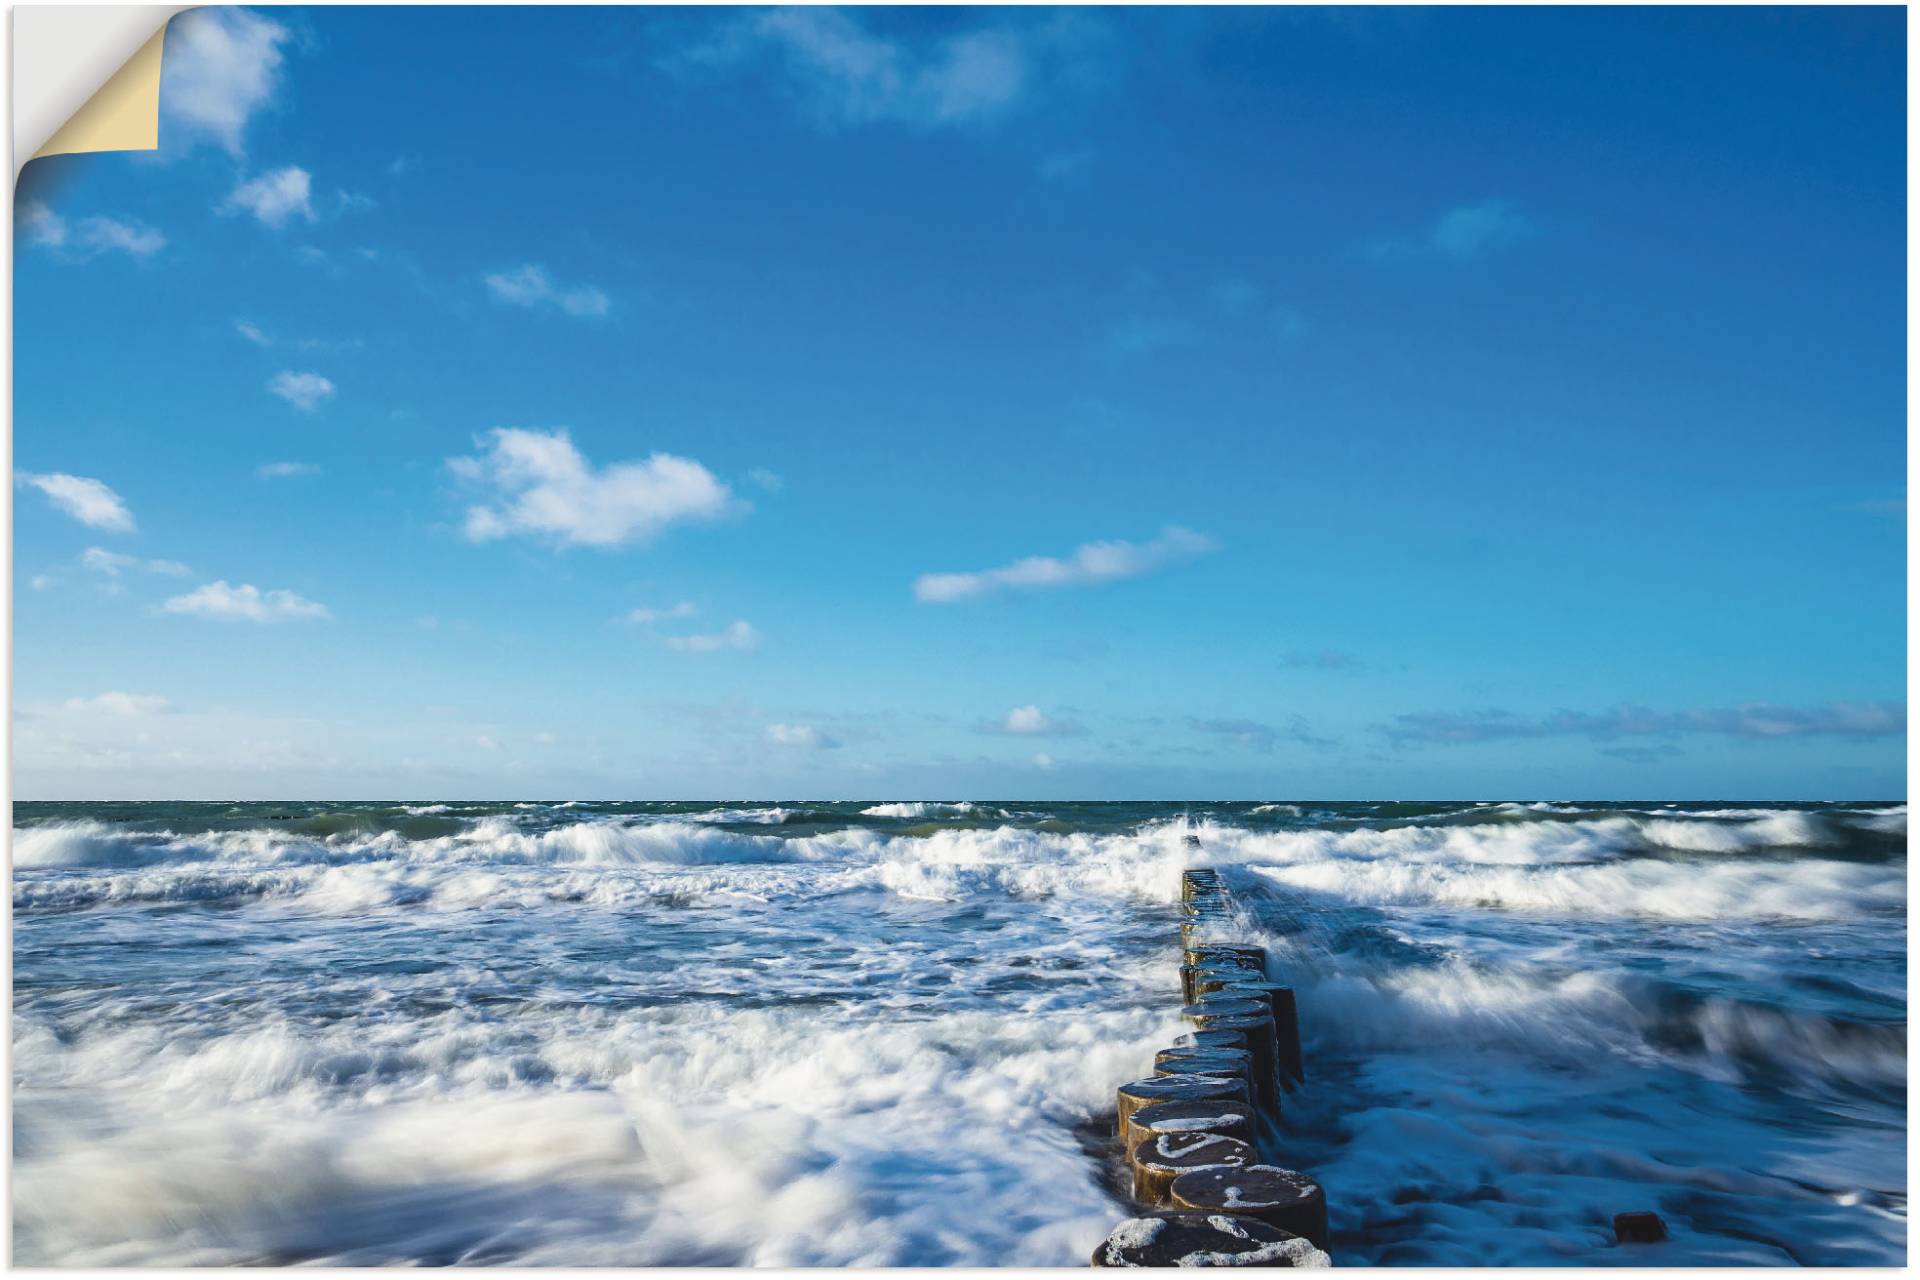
[{"xmin": 1091, "ymin": 867, "xmax": 1332, "ymax": 1268}]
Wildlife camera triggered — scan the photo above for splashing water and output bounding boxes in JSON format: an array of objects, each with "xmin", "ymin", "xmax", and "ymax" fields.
[{"xmin": 12, "ymin": 800, "xmax": 1906, "ymax": 1264}]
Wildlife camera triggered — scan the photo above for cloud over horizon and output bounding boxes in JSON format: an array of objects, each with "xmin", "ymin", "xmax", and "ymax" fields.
[
  {"xmin": 765, "ymin": 722, "xmax": 840, "ymax": 749},
  {"xmin": 980, "ymin": 704, "xmax": 1084, "ymax": 736},
  {"xmin": 1385, "ymin": 700, "xmax": 1907, "ymax": 745},
  {"xmin": 663, "ymin": 620, "xmax": 762, "ymax": 652}
]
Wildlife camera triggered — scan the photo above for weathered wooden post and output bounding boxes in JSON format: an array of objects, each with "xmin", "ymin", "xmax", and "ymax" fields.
[
  {"xmin": 1167, "ymin": 1165, "xmax": 1329, "ymax": 1251},
  {"xmin": 1115, "ymin": 1074, "xmax": 1250, "ymax": 1141},
  {"xmin": 1090, "ymin": 1214, "xmax": 1329, "ymax": 1267},
  {"xmin": 1126, "ymin": 1098, "xmax": 1259, "ymax": 1150},
  {"xmin": 1183, "ymin": 998, "xmax": 1280, "ymax": 1112},
  {"xmin": 1194, "ymin": 976, "xmax": 1304, "ymax": 1087},
  {"xmin": 1129, "ymin": 1131, "xmax": 1255, "ymax": 1204}
]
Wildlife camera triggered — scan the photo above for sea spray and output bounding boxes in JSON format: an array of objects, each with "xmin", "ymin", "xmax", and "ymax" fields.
[{"xmin": 13, "ymin": 800, "xmax": 1905, "ymax": 1265}]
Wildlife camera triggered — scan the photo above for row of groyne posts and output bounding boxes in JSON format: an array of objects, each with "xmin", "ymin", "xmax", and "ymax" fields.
[{"xmin": 1091, "ymin": 867, "xmax": 1333, "ymax": 1268}]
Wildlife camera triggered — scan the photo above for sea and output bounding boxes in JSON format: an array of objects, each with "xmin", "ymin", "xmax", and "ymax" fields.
[{"xmin": 11, "ymin": 799, "xmax": 1907, "ymax": 1266}]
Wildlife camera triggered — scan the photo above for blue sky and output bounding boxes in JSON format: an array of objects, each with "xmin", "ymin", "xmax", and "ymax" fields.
[{"xmin": 13, "ymin": 5, "xmax": 1906, "ymax": 800}]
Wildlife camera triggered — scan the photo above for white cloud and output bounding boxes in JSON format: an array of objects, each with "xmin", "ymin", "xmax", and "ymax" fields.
[
  {"xmin": 766, "ymin": 722, "xmax": 840, "ymax": 749},
  {"xmin": 746, "ymin": 467, "xmax": 785, "ymax": 492},
  {"xmin": 161, "ymin": 7, "xmax": 290, "ymax": 156},
  {"xmin": 624, "ymin": 601, "xmax": 697, "ymax": 624},
  {"xmin": 257, "ymin": 461, "xmax": 320, "ymax": 478},
  {"xmin": 21, "ymin": 201, "xmax": 65, "ymax": 248},
  {"xmin": 1032, "ymin": 752, "xmax": 1055, "ymax": 769},
  {"xmin": 713, "ymin": 9, "xmax": 1033, "ymax": 128},
  {"xmin": 235, "ymin": 320, "xmax": 272, "ymax": 346},
  {"xmin": 475, "ymin": 735, "xmax": 501, "ymax": 751},
  {"xmin": 30, "ymin": 575, "xmax": 56, "ymax": 591},
  {"xmin": 223, "ymin": 167, "xmax": 315, "ymax": 227},
  {"xmin": 979, "ymin": 703, "xmax": 1084, "ymax": 736},
  {"xmin": 78, "ymin": 217, "xmax": 166, "ymax": 257},
  {"xmin": 483, "ymin": 264, "xmax": 611, "ymax": 317},
  {"xmin": 914, "ymin": 525, "xmax": 1217, "ymax": 603},
  {"xmin": 79, "ymin": 547, "xmax": 135, "ymax": 575},
  {"xmin": 162, "ymin": 580, "xmax": 331, "ymax": 623},
  {"xmin": 60, "ymin": 692, "xmax": 170, "ymax": 717},
  {"xmin": 20, "ymin": 204, "xmax": 165, "ymax": 260},
  {"xmin": 1004, "ymin": 705, "xmax": 1051, "ymax": 734},
  {"xmin": 452, "ymin": 427, "xmax": 737, "ymax": 549},
  {"xmin": 79, "ymin": 547, "xmax": 188, "ymax": 577},
  {"xmin": 663, "ymin": 620, "xmax": 761, "ymax": 652},
  {"xmin": 19, "ymin": 473, "xmax": 135, "ymax": 531},
  {"xmin": 268, "ymin": 371, "xmax": 335, "ymax": 412}
]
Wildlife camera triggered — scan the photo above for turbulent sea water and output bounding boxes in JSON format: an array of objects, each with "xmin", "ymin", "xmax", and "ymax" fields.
[{"xmin": 11, "ymin": 799, "xmax": 1907, "ymax": 1266}]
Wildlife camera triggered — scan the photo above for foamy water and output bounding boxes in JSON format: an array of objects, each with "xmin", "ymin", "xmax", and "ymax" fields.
[{"xmin": 11, "ymin": 800, "xmax": 1907, "ymax": 1264}]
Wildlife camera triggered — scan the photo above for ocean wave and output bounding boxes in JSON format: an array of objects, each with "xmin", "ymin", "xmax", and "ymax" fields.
[
  {"xmin": 859, "ymin": 802, "xmax": 983, "ymax": 819},
  {"xmin": 1249, "ymin": 854, "xmax": 1903, "ymax": 921},
  {"xmin": 14, "ymin": 806, "xmax": 1904, "ymax": 924}
]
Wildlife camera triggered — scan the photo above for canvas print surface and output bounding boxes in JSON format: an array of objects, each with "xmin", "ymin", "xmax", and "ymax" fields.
[{"xmin": 10, "ymin": 5, "xmax": 1906, "ymax": 1268}]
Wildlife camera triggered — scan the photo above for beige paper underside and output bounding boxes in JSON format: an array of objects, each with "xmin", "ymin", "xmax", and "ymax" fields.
[{"xmin": 34, "ymin": 22, "xmax": 168, "ymax": 161}]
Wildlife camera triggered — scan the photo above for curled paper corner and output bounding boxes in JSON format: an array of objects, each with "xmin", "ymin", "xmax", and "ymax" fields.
[{"xmin": 14, "ymin": 5, "xmax": 189, "ymax": 178}]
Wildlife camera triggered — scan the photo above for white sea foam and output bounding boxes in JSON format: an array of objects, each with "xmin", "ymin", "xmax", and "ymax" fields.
[
  {"xmin": 1250, "ymin": 853, "xmax": 1900, "ymax": 921},
  {"xmin": 12, "ymin": 802, "xmax": 1905, "ymax": 1264},
  {"xmin": 859, "ymin": 802, "xmax": 981, "ymax": 819}
]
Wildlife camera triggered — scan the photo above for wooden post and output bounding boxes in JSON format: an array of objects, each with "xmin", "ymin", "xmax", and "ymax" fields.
[
  {"xmin": 1168, "ymin": 1165, "xmax": 1329, "ymax": 1251},
  {"xmin": 1115, "ymin": 1074, "xmax": 1250, "ymax": 1140},
  {"xmin": 1129, "ymin": 1131, "xmax": 1254, "ymax": 1204},
  {"xmin": 1126, "ymin": 1098, "xmax": 1258, "ymax": 1151},
  {"xmin": 1090, "ymin": 1213, "xmax": 1330, "ymax": 1267}
]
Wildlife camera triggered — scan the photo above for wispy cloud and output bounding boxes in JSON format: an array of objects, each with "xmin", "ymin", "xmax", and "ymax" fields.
[
  {"xmin": 1278, "ymin": 649, "xmax": 1364, "ymax": 672},
  {"xmin": 766, "ymin": 722, "xmax": 840, "ymax": 749},
  {"xmin": 668, "ymin": 9, "xmax": 1097, "ymax": 130},
  {"xmin": 223, "ymin": 166, "xmax": 316, "ymax": 227},
  {"xmin": 663, "ymin": 620, "xmax": 761, "ymax": 652},
  {"xmin": 1372, "ymin": 198, "xmax": 1533, "ymax": 261},
  {"xmin": 60, "ymin": 692, "xmax": 171, "ymax": 717},
  {"xmin": 80, "ymin": 547, "xmax": 189, "ymax": 577},
  {"xmin": 20, "ymin": 204, "xmax": 165, "ymax": 261},
  {"xmin": 914, "ymin": 525, "xmax": 1217, "ymax": 603},
  {"xmin": 160, "ymin": 6, "xmax": 290, "ymax": 156},
  {"xmin": 483, "ymin": 265, "xmax": 611, "ymax": 317},
  {"xmin": 624, "ymin": 601, "xmax": 698, "ymax": 624},
  {"xmin": 451, "ymin": 427, "xmax": 738, "ymax": 549},
  {"xmin": 19, "ymin": 473, "xmax": 135, "ymax": 531},
  {"xmin": 979, "ymin": 704, "xmax": 1084, "ymax": 736},
  {"xmin": 1384, "ymin": 701, "xmax": 1906, "ymax": 745},
  {"xmin": 162, "ymin": 580, "xmax": 332, "ymax": 623},
  {"xmin": 257, "ymin": 461, "xmax": 320, "ymax": 479},
  {"xmin": 234, "ymin": 319, "xmax": 272, "ymax": 346},
  {"xmin": 1191, "ymin": 715, "xmax": 1334, "ymax": 752},
  {"xmin": 268, "ymin": 370, "xmax": 335, "ymax": 412}
]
